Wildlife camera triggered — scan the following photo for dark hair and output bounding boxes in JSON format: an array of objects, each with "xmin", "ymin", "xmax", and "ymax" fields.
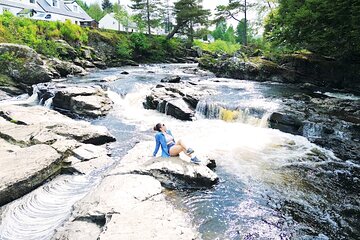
[{"xmin": 154, "ymin": 123, "xmax": 162, "ymax": 132}]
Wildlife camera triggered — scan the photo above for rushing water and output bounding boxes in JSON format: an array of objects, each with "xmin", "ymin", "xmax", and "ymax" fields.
[{"xmin": 0, "ymin": 64, "xmax": 359, "ymax": 239}]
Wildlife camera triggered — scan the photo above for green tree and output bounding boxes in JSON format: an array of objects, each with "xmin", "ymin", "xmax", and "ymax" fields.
[
  {"xmin": 113, "ymin": 3, "xmax": 132, "ymax": 32},
  {"xmin": 130, "ymin": 0, "xmax": 164, "ymax": 35},
  {"xmin": 102, "ymin": 0, "xmax": 113, "ymax": 12},
  {"xmin": 75, "ymin": 0, "xmax": 89, "ymax": 11},
  {"xmin": 87, "ymin": 3, "xmax": 105, "ymax": 22},
  {"xmin": 224, "ymin": 25, "xmax": 236, "ymax": 43},
  {"xmin": 166, "ymin": 0, "xmax": 210, "ymax": 45},
  {"xmin": 212, "ymin": 20, "xmax": 227, "ymax": 40},
  {"xmin": 264, "ymin": 0, "xmax": 360, "ymax": 59}
]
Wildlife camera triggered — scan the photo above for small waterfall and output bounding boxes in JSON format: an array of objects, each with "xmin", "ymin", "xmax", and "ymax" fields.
[
  {"xmin": 195, "ymin": 100, "xmax": 270, "ymax": 127},
  {"xmin": 43, "ymin": 98, "xmax": 53, "ymax": 109},
  {"xmin": 25, "ymin": 85, "xmax": 40, "ymax": 105}
]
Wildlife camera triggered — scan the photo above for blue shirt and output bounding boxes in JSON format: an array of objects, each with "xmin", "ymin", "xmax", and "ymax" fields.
[{"xmin": 153, "ymin": 130, "xmax": 175, "ymax": 158}]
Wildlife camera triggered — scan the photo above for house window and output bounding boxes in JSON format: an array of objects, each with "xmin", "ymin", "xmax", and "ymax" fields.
[
  {"xmin": 30, "ymin": 0, "xmax": 36, "ymax": 4},
  {"xmin": 53, "ymin": 0, "xmax": 58, "ymax": 7},
  {"xmin": 3, "ymin": 7, "xmax": 10, "ymax": 12},
  {"xmin": 73, "ymin": 5, "xmax": 78, "ymax": 12}
]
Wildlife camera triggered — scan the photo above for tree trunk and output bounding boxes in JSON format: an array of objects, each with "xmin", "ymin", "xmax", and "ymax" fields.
[
  {"xmin": 166, "ymin": 20, "xmax": 188, "ymax": 39},
  {"xmin": 243, "ymin": 0, "xmax": 247, "ymax": 46},
  {"xmin": 147, "ymin": 0, "xmax": 151, "ymax": 35}
]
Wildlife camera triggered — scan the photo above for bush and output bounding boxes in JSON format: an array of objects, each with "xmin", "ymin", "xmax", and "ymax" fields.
[
  {"xmin": 59, "ymin": 20, "xmax": 88, "ymax": 43},
  {"xmin": 116, "ymin": 37, "xmax": 132, "ymax": 59},
  {"xmin": 194, "ymin": 39, "xmax": 241, "ymax": 55}
]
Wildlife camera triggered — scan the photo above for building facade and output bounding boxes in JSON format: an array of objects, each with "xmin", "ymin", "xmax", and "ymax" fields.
[
  {"xmin": 99, "ymin": 13, "xmax": 138, "ymax": 33},
  {"xmin": 0, "ymin": 0, "xmax": 93, "ymax": 25}
]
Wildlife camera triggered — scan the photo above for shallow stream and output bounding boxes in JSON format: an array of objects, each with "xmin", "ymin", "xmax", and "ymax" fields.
[{"xmin": 0, "ymin": 64, "xmax": 359, "ymax": 239}]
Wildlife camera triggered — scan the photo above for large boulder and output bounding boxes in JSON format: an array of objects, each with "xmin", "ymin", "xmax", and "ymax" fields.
[
  {"xmin": 129, "ymin": 157, "xmax": 219, "ymax": 189},
  {"xmin": 53, "ymin": 174, "xmax": 199, "ymax": 240},
  {"xmin": 54, "ymin": 40, "xmax": 78, "ymax": 60},
  {"xmin": 0, "ymin": 142, "xmax": 62, "ymax": 206},
  {"xmin": 161, "ymin": 75, "xmax": 181, "ymax": 83},
  {"xmin": 0, "ymin": 104, "xmax": 115, "ymax": 206},
  {"xmin": 0, "ymin": 43, "xmax": 53, "ymax": 85},
  {"xmin": 269, "ymin": 112, "xmax": 304, "ymax": 135},
  {"xmin": 47, "ymin": 58, "xmax": 87, "ymax": 77},
  {"xmin": 52, "ymin": 85, "xmax": 113, "ymax": 118},
  {"xmin": 144, "ymin": 82, "xmax": 214, "ymax": 121}
]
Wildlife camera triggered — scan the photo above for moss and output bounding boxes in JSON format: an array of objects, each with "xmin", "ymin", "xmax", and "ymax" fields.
[{"xmin": 0, "ymin": 74, "xmax": 15, "ymax": 86}]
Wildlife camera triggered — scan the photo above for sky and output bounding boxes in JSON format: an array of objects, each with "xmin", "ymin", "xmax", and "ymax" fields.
[{"xmin": 84, "ymin": 0, "xmax": 255, "ymax": 28}]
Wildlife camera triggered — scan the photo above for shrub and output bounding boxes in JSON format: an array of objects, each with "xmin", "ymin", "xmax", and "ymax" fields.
[{"xmin": 194, "ymin": 39, "xmax": 241, "ymax": 55}]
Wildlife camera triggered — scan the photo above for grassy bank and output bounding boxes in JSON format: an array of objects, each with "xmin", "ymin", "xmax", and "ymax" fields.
[{"xmin": 0, "ymin": 12, "xmax": 187, "ymax": 62}]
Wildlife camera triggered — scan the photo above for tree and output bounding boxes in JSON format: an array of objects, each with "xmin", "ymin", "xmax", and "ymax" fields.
[
  {"xmin": 87, "ymin": 3, "xmax": 105, "ymax": 22},
  {"xmin": 224, "ymin": 25, "xmax": 236, "ymax": 43},
  {"xmin": 102, "ymin": 0, "xmax": 113, "ymax": 12},
  {"xmin": 113, "ymin": 3, "xmax": 131, "ymax": 31},
  {"xmin": 130, "ymin": 0, "xmax": 164, "ymax": 35},
  {"xmin": 212, "ymin": 20, "xmax": 227, "ymax": 40},
  {"xmin": 264, "ymin": 0, "xmax": 360, "ymax": 59},
  {"xmin": 215, "ymin": 0, "xmax": 254, "ymax": 45},
  {"xmin": 166, "ymin": 0, "xmax": 210, "ymax": 45},
  {"xmin": 76, "ymin": 0, "xmax": 89, "ymax": 12}
]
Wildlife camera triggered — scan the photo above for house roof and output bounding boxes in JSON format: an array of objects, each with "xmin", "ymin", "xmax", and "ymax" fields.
[
  {"xmin": 36, "ymin": 0, "xmax": 92, "ymax": 21},
  {"xmin": 0, "ymin": 0, "xmax": 44, "ymax": 12}
]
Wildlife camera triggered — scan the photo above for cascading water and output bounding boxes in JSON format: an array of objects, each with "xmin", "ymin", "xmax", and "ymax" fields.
[{"xmin": 0, "ymin": 64, "xmax": 358, "ymax": 239}]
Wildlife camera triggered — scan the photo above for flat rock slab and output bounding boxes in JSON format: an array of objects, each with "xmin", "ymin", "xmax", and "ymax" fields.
[
  {"xmin": 111, "ymin": 141, "xmax": 219, "ymax": 189},
  {"xmin": 53, "ymin": 174, "xmax": 199, "ymax": 239},
  {"xmin": 0, "ymin": 144, "xmax": 62, "ymax": 206}
]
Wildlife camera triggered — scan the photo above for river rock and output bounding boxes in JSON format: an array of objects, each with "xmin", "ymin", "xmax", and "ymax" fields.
[
  {"xmin": 55, "ymin": 40, "xmax": 78, "ymax": 60},
  {"xmin": 269, "ymin": 112, "xmax": 304, "ymax": 135},
  {"xmin": 129, "ymin": 157, "xmax": 219, "ymax": 189},
  {"xmin": 47, "ymin": 58, "xmax": 87, "ymax": 77},
  {"xmin": 53, "ymin": 174, "xmax": 199, "ymax": 240},
  {"xmin": 144, "ymin": 82, "xmax": 214, "ymax": 121},
  {"xmin": 0, "ymin": 43, "xmax": 53, "ymax": 85},
  {"xmin": 0, "ymin": 144, "xmax": 62, "ymax": 206},
  {"xmin": 160, "ymin": 75, "xmax": 181, "ymax": 83},
  {"xmin": 110, "ymin": 141, "xmax": 219, "ymax": 189},
  {"xmin": 52, "ymin": 86, "xmax": 113, "ymax": 118}
]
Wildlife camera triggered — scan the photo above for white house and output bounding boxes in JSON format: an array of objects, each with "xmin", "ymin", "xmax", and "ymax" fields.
[
  {"xmin": 99, "ymin": 13, "xmax": 138, "ymax": 33},
  {"xmin": 0, "ymin": 0, "xmax": 93, "ymax": 25}
]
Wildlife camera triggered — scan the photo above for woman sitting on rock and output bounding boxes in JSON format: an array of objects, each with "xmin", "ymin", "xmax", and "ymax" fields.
[{"xmin": 152, "ymin": 123, "xmax": 200, "ymax": 163}]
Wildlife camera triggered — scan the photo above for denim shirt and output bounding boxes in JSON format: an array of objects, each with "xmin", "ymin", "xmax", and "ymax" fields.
[{"xmin": 153, "ymin": 130, "xmax": 174, "ymax": 158}]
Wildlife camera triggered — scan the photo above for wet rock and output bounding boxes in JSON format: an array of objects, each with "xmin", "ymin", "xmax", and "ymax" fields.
[
  {"xmin": 161, "ymin": 75, "xmax": 181, "ymax": 83},
  {"xmin": 100, "ymin": 75, "xmax": 120, "ymax": 82},
  {"xmin": 0, "ymin": 144, "xmax": 62, "ymax": 206},
  {"xmin": 0, "ymin": 43, "xmax": 52, "ymax": 85},
  {"xmin": 92, "ymin": 61, "xmax": 107, "ymax": 69},
  {"xmin": 73, "ymin": 58, "xmax": 96, "ymax": 69},
  {"xmin": 269, "ymin": 112, "xmax": 304, "ymax": 135},
  {"xmin": 52, "ymin": 86, "xmax": 113, "ymax": 118},
  {"xmin": 120, "ymin": 71, "xmax": 129, "ymax": 75},
  {"xmin": 71, "ymin": 144, "xmax": 109, "ymax": 161},
  {"xmin": 144, "ymin": 82, "xmax": 213, "ymax": 121}
]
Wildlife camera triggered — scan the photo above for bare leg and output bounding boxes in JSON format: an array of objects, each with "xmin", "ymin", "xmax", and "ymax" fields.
[
  {"xmin": 169, "ymin": 139, "xmax": 192, "ymax": 157},
  {"xmin": 169, "ymin": 145, "xmax": 185, "ymax": 156}
]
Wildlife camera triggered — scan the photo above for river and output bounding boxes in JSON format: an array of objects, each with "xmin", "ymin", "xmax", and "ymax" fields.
[{"xmin": 0, "ymin": 64, "xmax": 358, "ymax": 240}]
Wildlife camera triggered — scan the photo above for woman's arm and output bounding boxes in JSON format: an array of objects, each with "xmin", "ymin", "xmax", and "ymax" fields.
[{"xmin": 153, "ymin": 134, "xmax": 161, "ymax": 157}]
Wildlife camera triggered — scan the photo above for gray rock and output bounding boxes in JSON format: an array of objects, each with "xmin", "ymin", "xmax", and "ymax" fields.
[
  {"xmin": 269, "ymin": 112, "xmax": 304, "ymax": 135},
  {"xmin": 144, "ymin": 82, "xmax": 214, "ymax": 121},
  {"xmin": 52, "ymin": 86, "xmax": 113, "ymax": 118},
  {"xmin": 160, "ymin": 75, "xmax": 181, "ymax": 83},
  {"xmin": 0, "ymin": 144, "xmax": 62, "ymax": 206},
  {"xmin": 47, "ymin": 58, "xmax": 87, "ymax": 77},
  {"xmin": 54, "ymin": 174, "xmax": 199, "ymax": 240},
  {"xmin": 55, "ymin": 40, "xmax": 78, "ymax": 60},
  {"xmin": 0, "ymin": 43, "xmax": 53, "ymax": 84},
  {"xmin": 130, "ymin": 157, "xmax": 219, "ymax": 189}
]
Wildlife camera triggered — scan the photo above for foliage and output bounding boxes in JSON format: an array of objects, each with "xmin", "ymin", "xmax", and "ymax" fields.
[
  {"xmin": 264, "ymin": 0, "xmax": 360, "ymax": 59},
  {"xmin": 76, "ymin": 0, "xmax": 89, "ymax": 11},
  {"xmin": 0, "ymin": 12, "xmax": 87, "ymax": 57},
  {"xmin": 168, "ymin": 0, "xmax": 210, "ymax": 45},
  {"xmin": 194, "ymin": 39, "xmax": 241, "ymax": 55},
  {"xmin": 130, "ymin": 0, "xmax": 164, "ymax": 34},
  {"xmin": 116, "ymin": 36, "xmax": 133, "ymax": 59},
  {"xmin": 102, "ymin": 0, "xmax": 113, "ymax": 12},
  {"xmin": 87, "ymin": 3, "xmax": 106, "ymax": 22}
]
